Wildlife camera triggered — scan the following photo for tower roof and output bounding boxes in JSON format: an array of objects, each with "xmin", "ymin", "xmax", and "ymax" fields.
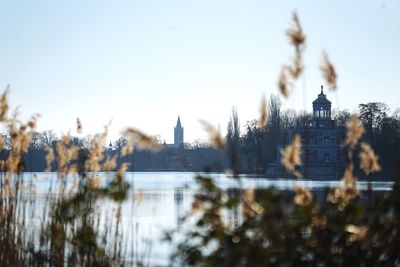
[
  {"xmin": 312, "ymin": 85, "xmax": 331, "ymax": 105},
  {"xmin": 176, "ymin": 116, "xmax": 182, "ymax": 128}
]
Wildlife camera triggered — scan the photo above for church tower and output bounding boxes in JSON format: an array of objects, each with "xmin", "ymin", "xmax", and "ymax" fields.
[{"xmin": 174, "ymin": 116, "xmax": 184, "ymax": 147}]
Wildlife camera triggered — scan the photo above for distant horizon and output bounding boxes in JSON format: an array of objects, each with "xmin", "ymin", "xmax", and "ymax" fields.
[
  {"xmin": 2, "ymin": 88, "xmax": 398, "ymax": 145},
  {"xmin": 1, "ymin": 1, "xmax": 399, "ymax": 143}
]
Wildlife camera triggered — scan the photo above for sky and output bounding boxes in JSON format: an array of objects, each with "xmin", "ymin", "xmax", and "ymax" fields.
[{"xmin": 0, "ymin": 0, "xmax": 399, "ymax": 143}]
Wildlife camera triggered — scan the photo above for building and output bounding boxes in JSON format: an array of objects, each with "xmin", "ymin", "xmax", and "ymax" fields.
[
  {"xmin": 266, "ymin": 86, "xmax": 346, "ymax": 179},
  {"xmin": 164, "ymin": 116, "xmax": 184, "ymax": 148},
  {"xmin": 174, "ymin": 116, "xmax": 184, "ymax": 147}
]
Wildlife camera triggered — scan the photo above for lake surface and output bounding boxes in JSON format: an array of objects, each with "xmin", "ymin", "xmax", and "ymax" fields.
[{"xmin": 24, "ymin": 172, "xmax": 394, "ymax": 266}]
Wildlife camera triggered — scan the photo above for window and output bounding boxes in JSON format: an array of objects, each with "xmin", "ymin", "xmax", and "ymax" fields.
[
  {"xmin": 325, "ymin": 136, "xmax": 329, "ymax": 145},
  {"xmin": 324, "ymin": 153, "xmax": 330, "ymax": 163}
]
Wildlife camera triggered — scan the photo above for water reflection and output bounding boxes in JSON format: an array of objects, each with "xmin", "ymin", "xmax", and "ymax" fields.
[
  {"xmin": 23, "ymin": 172, "xmax": 394, "ymax": 266},
  {"xmin": 174, "ymin": 187, "xmax": 184, "ymax": 230}
]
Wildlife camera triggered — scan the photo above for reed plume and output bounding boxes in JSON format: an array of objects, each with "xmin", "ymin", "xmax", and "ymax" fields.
[
  {"xmin": 85, "ymin": 126, "xmax": 109, "ymax": 174},
  {"xmin": 327, "ymin": 164, "xmax": 359, "ymax": 208},
  {"xmin": 242, "ymin": 187, "xmax": 263, "ymax": 220},
  {"xmin": 199, "ymin": 119, "xmax": 225, "ymax": 149},
  {"xmin": 259, "ymin": 94, "xmax": 269, "ymax": 130},
  {"xmin": 359, "ymin": 142, "xmax": 381, "ymax": 175},
  {"xmin": 278, "ymin": 12, "xmax": 306, "ymax": 98},
  {"xmin": 344, "ymin": 114, "xmax": 364, "ymax": 148},
  {"xmin": 345, "ymin": 224, "xmax": 368, "ymax": 242},
  {"xmin": 320, "ymin": 51, "xmax": 338, "ymax": 91},
  {"xmin": 0, "ymin": 86, "xmax": 9, "ymax": 122},
  {"xmin": 122, "ymin": 128, "xmax": 161, "ymax": 156},
  {"xmin": 278, "ymin": 67, "xmax": 291, "ymax": 98},
  {"xmin": 281, "ymin": 134, "xmax": 302, "ymax": 178},
  {"xmin": 293, "ymin": 186, "xmax": 312, "ymax": 206}
]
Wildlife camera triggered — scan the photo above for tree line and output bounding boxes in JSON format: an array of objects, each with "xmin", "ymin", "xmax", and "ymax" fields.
[{"xmin": 2, "ymin": 97, "xmax": 399, "ymax": 179}]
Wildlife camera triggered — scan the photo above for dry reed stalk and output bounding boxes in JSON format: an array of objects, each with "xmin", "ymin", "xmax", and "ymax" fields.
[
  {"xmin": 259, "ymin": 94, "xmax": 269, "ymax": 130},
  {"xmin": 118, "ymin": 162, "xmax": 130, "ymax": 175},
  {"xmin": 293, "ymin": 186, "xmax": 313, "ymax": 205},
  {"xmin": 122, "ymin": 128, "xmax": 161, "ymax": 156},
  {"xmin": 242, "ymin": 187, "xmax": 263, "ymax": 220},
  {"xmin": 277, "ymin": 10, "xmax": 306, "ymax": 98},
  {"xmin": 320, "ymin": 51, "xmax": 338, "ymax": 91},
  {"xmin": 344, "ymin": 115, "xmax": 364, "ymax": 148},
  {"xmin": 85, "ymin": 127, "xmax": 109, "ymax": 174},
  {"xmin": 191, "ymin": 198, "xmax": 204, "ymax": 213},
  {"xmin": 345, "ymin": 224, "xmax": 368, "ymax": 242},
  {"xmin": 278, "ymin": 66, "xmax": 291, "ymax": 98},
  {"xmin": 0, "ymin": 86, "xmax": 9, "ymax": 122},
  {"xmin": 359, "ymin": 142, "xmax": 381, "ymax": 175},
  {"xmin": 281, "ymin": 134, "xmax": 302, "ymax": 178},
  {"xmin": 286, "ymin": 12, "xmax": 306, "ymax": 54},
  {"xmin": 44, "ymin": 144, "xmax": 55, "ymax": 172},
  {"xmin": 56, "ymin": 134, "xmax": 79, "ymax": 175},
  {"xmin": 199, "ymin": 119, "xmax": 225, "ymax": 149},
  {"xmin": 103, "ymin": 155, "xmax": 117, "ymax": 172},
  {"xmin": 311, "ymin": 211, "xmax": 327, "ymax": 229},
  {"xmin": 327, "ymin": 164, "xmax": 359, "ymax": 208}
]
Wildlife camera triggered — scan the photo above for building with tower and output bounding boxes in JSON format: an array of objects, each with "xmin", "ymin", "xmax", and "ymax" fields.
[
  {"xmin": 174, "ymin": 116, "xmax": 184, "ymax": 147},
  {"xmin": 266, "ymin": 86, "xmax": 346, "ymax": 179},
  {"xmin": 164, "ymin": 116, "xmax": 184, "ymax": 148}
]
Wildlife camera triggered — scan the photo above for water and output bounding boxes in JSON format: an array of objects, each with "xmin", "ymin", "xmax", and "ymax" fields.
[{"xmin": 22, "ymin": 172, "xmax": 394, "ymax": 266}]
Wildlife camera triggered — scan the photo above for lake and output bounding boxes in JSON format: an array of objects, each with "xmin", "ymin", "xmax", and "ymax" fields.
[{"xmin": 22, "ymin": 172, "xmax": 394, "ymax": 266}]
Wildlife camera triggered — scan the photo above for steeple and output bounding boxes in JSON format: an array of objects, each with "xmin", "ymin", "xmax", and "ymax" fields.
[
  {"xmin": 174, "ymin": 115, "xmax": 184, "ymax": 147},
  {"xmin": 176, "ymin": 116, "xmax": 182, "ymax": 128}
]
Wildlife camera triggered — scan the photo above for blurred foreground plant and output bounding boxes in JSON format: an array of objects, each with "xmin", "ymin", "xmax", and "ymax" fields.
[
  {"xmin": 166, "ymin": 11, "xmax": 398, "ymax": 267},
  {"xmin": 0, "ymin": 88, "xmax": 159, "ymax": 266}
]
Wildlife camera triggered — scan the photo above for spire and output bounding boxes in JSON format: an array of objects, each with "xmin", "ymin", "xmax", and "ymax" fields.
[{"xmin": 176, "ymin": 116, "xmax": 182, "ymax": 128}]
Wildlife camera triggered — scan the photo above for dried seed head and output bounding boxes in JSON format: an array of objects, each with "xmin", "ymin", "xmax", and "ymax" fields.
[
  {"xmin": 345, "ymin": 115, "xmax": 364, "ymax": 148},
  {"xmin": 327, "ymin": 164, "xmax": 359, "ymax": 208},
  {"xmin": 118, "ymin": 162, "xmax": 130, "ymax": 175},
  {"xmin": 192, "ymin": 198, "xmax": 204, "ymax": 213},
  {"xmin": 56, "ymin": 134, "xmax": 79, "ymax": 175},
  {"xmin": 278, "ymin": 67, "xmax": 291, "ymax": 98},
  {"xmin": 199, "ymin": 120, "xmax": 225, "ymax": 149},
  {"xmin": 0, "ymin": 135, "xmax": 5, "ymax": 150},
  {"xmin": 320, "ymin": 51, "xmax": 338, "ymax": 91},
  {"xmin": 242, "ymin": 187, "xmax": 263, "ymax": 220},
  {"xmin": 122, "ymin": 128, "xmax": 162, "ymax": 154},
  {"xmin": 286, "ymin": 12, "xmax": 306, "ymax": 52},
  {"xmin": 84, "ymin": 128, "xmax": 109, "ymax": 174},
  {"xmin": 288, "ymin": 53, "xmax": 304, "ymax": 79},
  {"xmin": 281, "ymin": 134, "xmax": 302, "ymax": 178},
  {"xmin": 294, "ymin": 186, "xmax": 313, "ymax": 205},
  {"xmin": 259, "ymin": 95, "xmax": 269, "ymax": 130},
  {"xmin": 359, "ymin": 142, "xmax": 381, "ymax": 175},
  {"xmin": 311, "ymin": 214, "xmax": 327, "ymax": 229},
  {"xmin": 346, "ymin": 224, "xmax": 368, "ymax": 242},
  {"xmin": 44, "ymin": 144, "xmax": 55, "ymax": 172},
  {"xmin": 88, "ymin": 176, "xmax": 102, "ymax": 189},
  {"xmin": 286, "ymin": 12, "xmax": 306, "ymax": 79},
  {"xmin": 103, "ymin": 156, "xmax": 117, "ymax": 172},
  {"xmin": 0, "ymin": 86, "xmax": 10, "ymax": 122}
]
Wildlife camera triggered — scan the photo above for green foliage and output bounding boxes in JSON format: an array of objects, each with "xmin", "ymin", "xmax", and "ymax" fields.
[{"xmin": 169, "ymin": 174, "xmax": 400, "ymax": 266}]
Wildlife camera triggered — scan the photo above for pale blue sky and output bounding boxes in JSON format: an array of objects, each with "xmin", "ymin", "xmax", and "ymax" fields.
[{"xmin": 0, "ymin": 0, "xmax": 399, "ymax": 143}]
